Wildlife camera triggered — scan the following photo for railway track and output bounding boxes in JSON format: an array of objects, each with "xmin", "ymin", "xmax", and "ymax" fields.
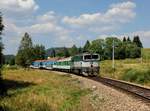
[
  {"xmin": 89, "ymin": 77, "xmax": 150, "ymax": 101},
  {"xmin": 35, "ymin": 69, "xmax": 150, "ymax": 101}
]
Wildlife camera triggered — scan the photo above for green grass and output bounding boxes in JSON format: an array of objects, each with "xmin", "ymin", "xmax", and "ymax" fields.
[
  {"xmin": 100, "ymin": 58, "xmax": 150, "ymax": 86},
  {"xmin": 122, "ymin": 68, "xmax": 150, "ymax": 84},
  {"xmin": 3, "ymin": 65, "xmax": 19, "ymax": 70},
  {"xmin": 142, "ymin": 48, "xmax": 150, "ymax": 62},
  {"xmin": 0, "ymin": 69, "xmax": 92, "ymax": 111}
]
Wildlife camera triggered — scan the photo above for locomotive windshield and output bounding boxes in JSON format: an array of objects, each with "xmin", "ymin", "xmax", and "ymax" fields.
[
  {"xmin": 84, "ymin": 54, "xmax": 99, "ymax": 61},
  {"xmin": 92, "ymin": 54, "xmax": 99, "ymax": 59},
  {"xmin": 84, "ymin": 55, "xmax": 91, "ymax": 59}
]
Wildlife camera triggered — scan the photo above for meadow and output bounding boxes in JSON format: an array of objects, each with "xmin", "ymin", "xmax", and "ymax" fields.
[
  {"xmin": 0, "ymin": 69, "xmax": 92, "ymax": 111},
  {"xmin": 100, "ymin": 48, "xmax": 150, "ymax": 86}
]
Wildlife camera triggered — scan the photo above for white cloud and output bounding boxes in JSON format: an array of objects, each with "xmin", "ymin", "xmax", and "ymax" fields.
[
  {"xmin": 110, "ymin": 1, "xmax": 136, "ymax": 9},
  {"xmin": 2, "ymin": 9, "xmax": 75, "ymax": 54},
  {"xmin": 130, "ymin": 31, "xmax": 150, "ymax": 38},
  {"xmin": 0, "ymin": 0, "xmax": 39, "ymax": 14},
  {"xmin": 27, "ymin": 23, "xmax": 60, "ymax": 34},
  {"xmin": 36, "ymin": 11, "xmax": 57, "ymax": 23},
  {"xmin": 98, "ymin": 30, "xmax": 150, "ymax": 39},
  {"xmin": 62, "ymin": 1, "xmax": 136, "ymax": 33},
  {"xmin": 89, "ymin": 26, "xmax": 119, "ymax": 33}
]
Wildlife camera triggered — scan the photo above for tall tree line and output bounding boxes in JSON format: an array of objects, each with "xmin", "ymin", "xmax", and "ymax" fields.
[
  {"xmin": 46, "ymin": 36, "xmax": 143, "ymax": 60},
  {"xmin": 15, "ymin": 33, "xmax": 143, "ymax": 68}
]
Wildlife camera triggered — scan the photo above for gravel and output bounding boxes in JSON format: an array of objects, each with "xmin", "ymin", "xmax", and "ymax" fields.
[{"xmin": 54, "ymin": 71, "xmax": 150, "ymax": 111}]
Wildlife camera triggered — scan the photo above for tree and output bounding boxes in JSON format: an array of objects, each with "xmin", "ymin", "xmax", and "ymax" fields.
[
  {"xmin": 83, "ymin": 40, "xmax": 90, "ymax": 52},
  {"xmin": 127, "ymin": 36, "xmax": 131, "ymax": 42},
  {"xmin": 133, "ymin": 35, "xmax": 143, "ymax": 48},
  {"xmin": 125, "ymin": 43, "xmax": 141, "ymax": 58},
  {"xmin": 123, "ymin": 37, "xmax": 126, "ymax": 42},
  {"xmin": 64, "ymin": 47, "xmax": 70, "ymax": 57},
  {"xmin": 9, "ymin": 58, "xmax": 15, "ymax": 65},
  {"xmin": 70, "ymin": 45, "xmax": 78, "ymax": 56},
  {"xmin": 4, "ymin": 55, "xmax": 15, "ymax": 65},
  {"xmin": 33, "ymin": 44, "xmax": 45, "ymax": 60},
  {"xmin": 0, "ymin": 12, "xmax": 4, "ymax": 73},
  {"xmin": 19, "ymin": 33, "xmax": 33, "ymax": 50},
  {"xmin": 115, "ymin": 42, "xmax": 126, "ymax": 59},
  {"xmin": 104, "ymin": 37, "xmax": 122, "ymax": 59},
  {"xmin": 16, "ymin": 33, "xmax": 33, "ymax": 67},
  {"xmin": 89, "ymin": 39, "xmax": 104, "ymax": 59},
  {"xmin": 51, "ymin": 48, "xmax": 56, "ymax": 57},
  {"xmin": 78, "ymin": 47, "xmax": 83, "ymax": 53},
  {"xmin": 0, "ymin": 12, "xmax": 5, "ymax": 95}
]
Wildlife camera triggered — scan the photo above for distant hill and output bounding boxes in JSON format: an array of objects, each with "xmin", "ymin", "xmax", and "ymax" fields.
[{"xmin": 46, "ymin": 47, "xmax": 71, "ymax": 57}]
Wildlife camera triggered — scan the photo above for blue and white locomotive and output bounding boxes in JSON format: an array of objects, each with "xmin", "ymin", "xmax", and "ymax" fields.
[{"xmin": 30, "ymin": 53, "xmax": 100, "ymax": 76}]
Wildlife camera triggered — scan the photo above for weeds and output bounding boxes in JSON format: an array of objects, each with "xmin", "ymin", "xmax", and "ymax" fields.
[
  {"xmin": 121, "ymin": 68, "xmax": 150, "ymax": 84},
  {"xmin": 100, "ymin": 58, "xmax": 150, "ymax": 86}
]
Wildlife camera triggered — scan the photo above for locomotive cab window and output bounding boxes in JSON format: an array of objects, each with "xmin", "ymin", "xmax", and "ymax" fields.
[
  {"xmin": 84, "ymin": 55, "xmax": 91, "ymax": 60},
  {"xmin": 92, "ymin": 54, "xmax": 99, "ymax": 60}
]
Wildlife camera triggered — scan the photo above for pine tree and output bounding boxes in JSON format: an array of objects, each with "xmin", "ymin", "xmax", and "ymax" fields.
[
  {"xmin": 133, "ymin": 35, "xmax": 143, "ymax": 48},
  {"xmin": 127, "ymin": 36, "xmax": 131, "ymax": 42},
  {"xmin": 123, "ymin": 37, "xmax": 126, "ymax": 42},
  {"xmin": 83, "ymin": 40, "xmax": 90, "ymax": 52},
  {"xmin": 19, "ymin": 32, "xmax": 33, "ymax": 50},
  {"xmin": 16, "ymin": 33, "xmax": 34, "ymax": 67}
]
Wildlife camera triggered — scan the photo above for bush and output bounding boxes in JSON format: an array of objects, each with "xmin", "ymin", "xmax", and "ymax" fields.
[
  {"xmin": 4, "ymin": 65, "xmax": 19, "ymax": 70},
  {"xmin": 144, "ymin": 69, "xmax": 150, "ymax": 83},
  {"xmin": 122, "ymin": 68, "xmax": 150, "ymax": 84}
]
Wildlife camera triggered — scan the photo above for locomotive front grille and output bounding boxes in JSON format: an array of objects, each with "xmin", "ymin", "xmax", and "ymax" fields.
[{"xmin": 82, "ymin": 67, "xmax": 99, "ymax": 76}]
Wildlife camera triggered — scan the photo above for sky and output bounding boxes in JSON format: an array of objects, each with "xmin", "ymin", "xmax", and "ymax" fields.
[{"xmin": 0, "ymin": 0, "xmax": 150, "ymax": 55}]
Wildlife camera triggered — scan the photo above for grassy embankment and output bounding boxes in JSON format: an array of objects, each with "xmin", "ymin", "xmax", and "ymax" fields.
[
  {"xmin": 100, "ymin": 48, "xmax": 150, "ymax": 86},
  {"xmin": 0, "ymin": 69, "xmax": 92, "ymax": 111}
]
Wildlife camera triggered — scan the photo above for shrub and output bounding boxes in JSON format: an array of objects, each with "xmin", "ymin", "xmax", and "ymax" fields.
[
  {"xmin": 144, "ymin": 69, "xmax": 150, "ymax": 83},
  {"xmin": 122, "ymin": 68, "xmax": 150, "ymax": 84}
]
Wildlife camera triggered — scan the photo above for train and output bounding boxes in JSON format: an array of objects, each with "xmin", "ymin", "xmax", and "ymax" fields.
[{"xmin": 30, "ymin": 53, "xmax": 100, "ymax": 76}]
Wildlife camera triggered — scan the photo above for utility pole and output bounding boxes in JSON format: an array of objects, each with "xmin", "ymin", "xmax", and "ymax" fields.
[{"xmin": 112, "ymin": 39, "xmax": 115, "ymax": 69}]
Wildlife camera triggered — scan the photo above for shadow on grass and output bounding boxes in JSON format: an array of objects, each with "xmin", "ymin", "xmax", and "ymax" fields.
[
  {"xmin": 0, "ymin": 102, "xmax": 53, "ymax": 111},
  {"xmin": 0, "ymin": 105, "xmax": 11, "ymax": 111},
  {"xmin": 0, "ymin": 79, "xmax": 35, "ymax": 97}
]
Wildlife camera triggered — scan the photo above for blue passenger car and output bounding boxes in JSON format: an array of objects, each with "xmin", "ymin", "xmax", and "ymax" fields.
[
  {"xmin": 30, "ymin": 61, "xmax": 43, "ymax": 69},
  {"xmin": 30, "ymin": 59, "xmax": 57, "ymax": 70},
  {"xmin": 44, "ymin": 60, "xmax": 56, "ymax": 69}
]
